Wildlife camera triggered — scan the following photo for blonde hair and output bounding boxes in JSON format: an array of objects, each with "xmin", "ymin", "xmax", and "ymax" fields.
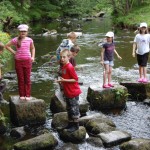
[
  {"xmin": 60, "ymin": 49, "xmax": 71, "ymax": 57},
  {"xmin": 67, "ymin": 32, "xmax": 76, "ymax": 39}
]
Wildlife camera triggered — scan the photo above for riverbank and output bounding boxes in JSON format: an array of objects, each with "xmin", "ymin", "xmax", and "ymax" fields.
[{"xmin": 114, "ymin": 5, "xmax": 150, "ymax": 29}]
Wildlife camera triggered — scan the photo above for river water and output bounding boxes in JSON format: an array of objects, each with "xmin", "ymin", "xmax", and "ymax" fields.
[{"xmin": 1, "ymin": 17, "xmax": 150, "ymax": 149}]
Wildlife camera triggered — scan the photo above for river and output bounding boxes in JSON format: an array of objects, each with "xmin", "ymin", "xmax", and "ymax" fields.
[{"xmin": 1, "ymin": 17, "xmax": 150, "ymax": 150}]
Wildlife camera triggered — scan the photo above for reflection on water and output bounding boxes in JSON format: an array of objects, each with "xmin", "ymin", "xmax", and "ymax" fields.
[{"xmin": 2, "ymin": 17, "xmax": 150, "ymax": 149}]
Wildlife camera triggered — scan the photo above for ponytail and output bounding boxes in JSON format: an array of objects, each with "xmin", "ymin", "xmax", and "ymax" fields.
[{"xmin": 17, "ymin": 36, "xmax": 22, "ymax": 48}]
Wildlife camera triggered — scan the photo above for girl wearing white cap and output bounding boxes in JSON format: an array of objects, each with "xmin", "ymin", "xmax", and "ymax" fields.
[
  {"xmin": 100, "ymin": 31, "xmax": 122, "ymax": 88},
  {"xmin": 5, "ymin": 24, "xmax": 35, "ymax": 100},
  {"xmin": 132, "ymin": 22, "xmax": 150, "ymax": 83}
]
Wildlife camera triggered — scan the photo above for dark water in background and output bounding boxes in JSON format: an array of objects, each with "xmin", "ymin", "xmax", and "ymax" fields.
[{"xmin": 1, "ymin": 17, "xmax": 150, "ymax": 149}]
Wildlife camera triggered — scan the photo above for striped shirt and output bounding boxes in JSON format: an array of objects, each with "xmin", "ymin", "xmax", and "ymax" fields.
[{"xmin": 11, "ymin": 37, "xmax": 33, "ymax": 60}]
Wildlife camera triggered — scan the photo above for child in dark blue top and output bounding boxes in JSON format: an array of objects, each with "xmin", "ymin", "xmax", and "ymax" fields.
[{"xmin": 100, "ymin": 32, "xmax": 122, "ymax": 88}]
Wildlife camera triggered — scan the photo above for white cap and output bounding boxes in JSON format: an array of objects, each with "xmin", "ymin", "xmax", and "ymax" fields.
[
  {"xmin": 17, "ymin": 24, "xmax": 29, "ymax": 31},
  {"xmin": 105, "ymin": 31, "xmax": 114, "ymax": 38},
  {"xmin": 140, "ymin": 22, "xmax": 147, "ymax": 28}
]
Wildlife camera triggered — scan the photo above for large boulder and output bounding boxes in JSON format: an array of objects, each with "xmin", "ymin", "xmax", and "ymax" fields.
[
  {"xmin": 50, "ymin": 91, "xmax": 66, "ymax": 113},
  {"xmin": 98, "ymin": 130, "xmax": 131, "ymax": 147},
  {"xmin": 87, "ymin": 83, "xmax": 128, "ymax": 110},
  {"xmin": 10, "ymin": 96, "xmax": 46, "ymax": 126},
  {"xmin": 120, "ymin": 138, "xmax": 150, "ymax": 150},
  {"xmin": 120, "ymin": 82, "xmax": 150, "ymax": 101},
  {"xmin": 13, "ymin": 133, "xmax": 58, "ymax": 150},
  {"xmin": 59, "ymin": 126, "xmax": 86, "ymax": 143},
  {"xmin": 50, "ymin": 90, "xmax": 89, "ymax": 115},
  {"xmin": 51, "ymin": 112, "xmax": 68, "ymax": 130}
]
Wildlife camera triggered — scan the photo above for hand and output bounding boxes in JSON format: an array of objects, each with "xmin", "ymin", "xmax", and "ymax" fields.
[
  {"xmin": 56, "ymin": 77, "xmax": 64, "ymax": 83},
  {"xmin": 13, "ymin": 51, "xmax": 16, "ymax": 55},
  {"xmin": 132, "ymin": 52, "xmax": 135, "ymax": 57},
  {"xmin": 31, "ymin": 57, "xmax": 35, "ymax": 62},
  {"xmin": 118, "ymin": 56, "xmax": 122, "ymax": 60},
  {"xmin": 100, "ymin": 61, "xmax": 104, "ymax": 66}
]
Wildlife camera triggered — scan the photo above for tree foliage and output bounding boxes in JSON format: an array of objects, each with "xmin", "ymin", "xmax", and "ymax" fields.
[{"xmin": 0, "ymin": 0, "xmax": 150, "ymax": 31}]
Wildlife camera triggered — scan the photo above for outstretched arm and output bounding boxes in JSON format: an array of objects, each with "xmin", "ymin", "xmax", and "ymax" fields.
[
  {"xmin": 114, "ymin": 49, "xmax": 122, "ymax": 60},
  {"xmin": 56, "ymin": 77, "xmax": 77, "ymax": 83}
]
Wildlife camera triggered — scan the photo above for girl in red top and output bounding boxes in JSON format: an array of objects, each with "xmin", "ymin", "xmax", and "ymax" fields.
[{"xmin": 56, "ymin": 49, "xmax": 81, "ymax": 132}]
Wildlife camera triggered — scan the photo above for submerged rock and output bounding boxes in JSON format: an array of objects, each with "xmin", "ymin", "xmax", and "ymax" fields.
[
  {"xmin": 120, "ymin": 138, "xmax": 150, "ymax": 150},
  {"xmin": 99, "ymin": 130, "xmax": 131, "ymax": 148},
  {"xmin": 13, "ymin": 133, "xmax": 58, "ymax": 150},
  {"xmin": 10, "ymin": 96, "xmax": 46, "ymax": 126},
  {"xmin": 86, "ymin": 137, "xmax": 104, "ymax": 148},
  {"xmin": 87, "ymin": 83, "xmax": 128, "ymax": 111},
  {"xmin": 121, "ymin": 82, "xmax": 150, "ymax": 101},
  {"xmin": 86, "ymin": 119, "xmax": 116, "ymax": 135}
]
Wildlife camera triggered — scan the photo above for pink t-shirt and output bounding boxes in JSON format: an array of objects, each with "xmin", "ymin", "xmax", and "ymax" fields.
[{"xmin": 11, "ymin": 37, "xmax": 33, "ymax": 60}]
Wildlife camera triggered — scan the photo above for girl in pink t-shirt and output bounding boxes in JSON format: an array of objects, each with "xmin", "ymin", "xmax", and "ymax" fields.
[{"xmin": 5, "ymin": 24, "xmax": 35, "ymax": 100}]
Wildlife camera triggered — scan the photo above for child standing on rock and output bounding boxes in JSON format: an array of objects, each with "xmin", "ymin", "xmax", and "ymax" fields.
[
  {"xmin": 5, "ymin": 24, "xmax": 35, "ymax": 101},
  {"xmin": 132, "ymin": 22, "xmax": 150, "ymax": 83},
  {"xmin": 56, "ymin": 49, "xmax": 81, "ymax": 132},
  {"xmin": 100, "ymin": 31, "xmax": 122, "ymax": 88}
]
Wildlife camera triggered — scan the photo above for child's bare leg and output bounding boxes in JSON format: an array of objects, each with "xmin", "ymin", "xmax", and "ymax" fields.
[
  {"xmin": 108, "ymin": 66, "xmax": 112, "ymax": 84},
  {"xmin": 103, "ymin": 64, "xmax": 109, "ymax": 85},
  {"xmin": 143, "ymin": 67, "xmax": 147, "ymax": 79},
  {"xmin": 139, "ymin": 66, "xmax": 143, "ymax": 78}
]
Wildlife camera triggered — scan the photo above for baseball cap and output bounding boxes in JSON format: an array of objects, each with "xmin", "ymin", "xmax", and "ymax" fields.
[
  {"xmin": 17, "ymin": 24, "xmax": 29, "ymax": 31},
  {"xmin": 140, "ymin": 22, "xmax": 147, "ymax": 28},
  {"xmin": 105, "ymin": 31, "xmax": 114, "ymax": 38}
]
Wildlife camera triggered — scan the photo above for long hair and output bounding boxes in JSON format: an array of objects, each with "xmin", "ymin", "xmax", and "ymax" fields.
[
  {"xmin": 17, "ymin": 36, "xmax": 23, "ymax": 48},
  {"xmin": 139, "ymin": 28, "xmax": 148, "ymax": 34}
]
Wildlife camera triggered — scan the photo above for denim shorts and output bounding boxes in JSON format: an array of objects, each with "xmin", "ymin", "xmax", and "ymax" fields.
[{"xmin": 104, "ymin": 60, "xmax": 114, "ymax": 66}]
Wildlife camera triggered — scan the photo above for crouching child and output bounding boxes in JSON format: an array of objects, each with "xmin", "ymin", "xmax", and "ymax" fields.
[{"xmin": 56, "ymin": 49, "xmax": 81, "ymax": 132}]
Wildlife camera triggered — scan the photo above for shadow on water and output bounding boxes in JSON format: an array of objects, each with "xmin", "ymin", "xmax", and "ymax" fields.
[{"xmin": 1, "ymin": 17, "xmax": 150, "ymax": 149}]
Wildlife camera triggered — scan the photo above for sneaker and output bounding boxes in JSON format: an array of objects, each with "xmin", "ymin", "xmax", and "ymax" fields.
[
  {"xmin": 26, "ymin": 97, "xmax": 31, "ymax": 101},
  {"xmin": 103, "ymin": 84, "xmax": 110, "ymax": 88},
  {"xmin": 108, "ymin": 83, "xmax": 114, "ymax": 87},
  {"xmin": 142, "ymin": 78, "xmax": 148, "ymax": 83},
  {"xmin": 20, "ymin": 97, "xmax": 25, "ymax": 100},
  {"xmin": 137, "ymin": 78, "xmax": 143, "ymax": 83}
]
